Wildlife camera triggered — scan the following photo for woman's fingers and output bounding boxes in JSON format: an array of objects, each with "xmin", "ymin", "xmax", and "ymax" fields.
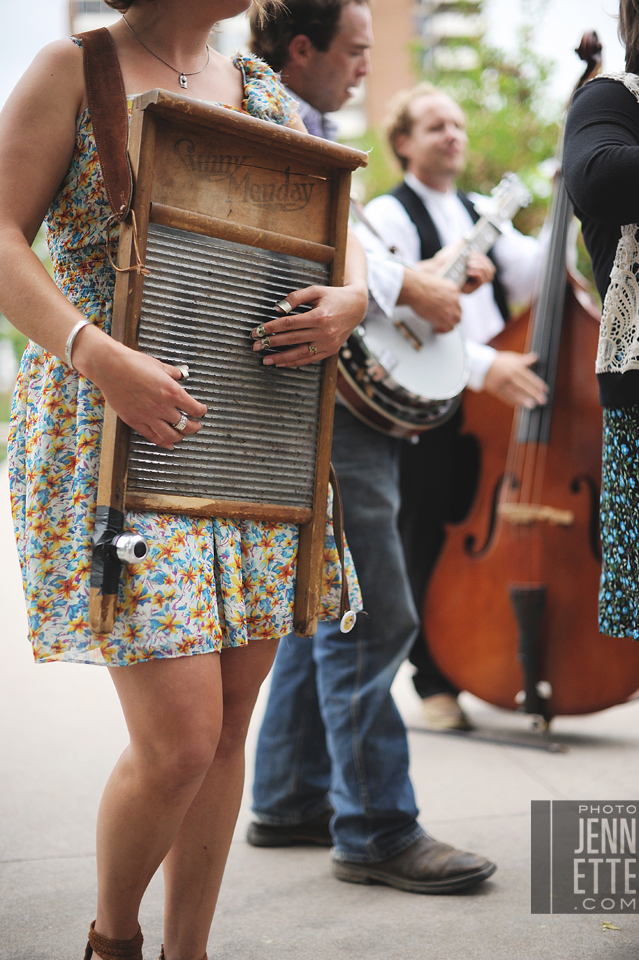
[
  {"xmin": 250, "ymin": 283, "xmax": 368, "ymax": 367},
  {"xmin": 98, "ymin": 350, "xmax": 208, "ymax": 447},
  {"xmin": 250, "ymin": 286, "xmax": 321, "ymax": 341},
  {"xmin": 264, "ymin": 343, "xmax": 329, "ymax": 368}
]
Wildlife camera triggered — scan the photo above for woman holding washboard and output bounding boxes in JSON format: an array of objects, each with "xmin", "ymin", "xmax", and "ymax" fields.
[{"xmin": 0, "ymin": 2, "xmax": 366, "ymax": 958}]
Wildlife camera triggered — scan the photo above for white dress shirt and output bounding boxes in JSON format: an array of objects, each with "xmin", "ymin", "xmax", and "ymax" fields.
[{"xmin": 362, "ymin": 172, "xmax": 540, "ymax": 391}]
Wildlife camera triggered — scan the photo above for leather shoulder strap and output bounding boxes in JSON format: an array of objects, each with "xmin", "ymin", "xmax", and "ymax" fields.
[
  {"xmin": 390, "ymin": 182, "xmax": 442, "ymax": 260},
  {"xmin": 75, "ymin": 28, "xmax": 132, "ymax": 221}
]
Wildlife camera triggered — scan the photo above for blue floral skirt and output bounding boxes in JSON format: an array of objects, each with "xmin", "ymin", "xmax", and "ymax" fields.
[{"xmin": 599, "ymin": 406, "xmax": 639, "ymax": 639}]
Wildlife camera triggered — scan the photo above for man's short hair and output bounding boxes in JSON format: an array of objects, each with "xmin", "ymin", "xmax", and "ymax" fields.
[
  {"xmin": 385, "ymin": 82, "xmax": 445, "ymax": 171},
  {"xmin": 250, "ymin": 0, "xmax": 369, "ymax": 73}
]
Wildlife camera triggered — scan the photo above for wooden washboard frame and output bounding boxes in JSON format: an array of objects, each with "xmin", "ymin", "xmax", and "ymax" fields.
[{"xmin": 89, "ymin": 89, "xmax": 367, "ymax": 638}]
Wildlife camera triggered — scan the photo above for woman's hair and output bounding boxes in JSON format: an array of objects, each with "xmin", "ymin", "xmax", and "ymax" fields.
[
  {"xmin": 103, "ymin": 0, "xmax": 281, "ymax": 19},
  {"xmin": 619, "ymin": 0, "xmax": 639, "ymax": 74},
  {"xmin": 249, "ymin": 0, "xmax": 369, "ymax": 73},
  {"xmin": 385, "ymin": 82, "xmax": 439, "ymax": 170}
]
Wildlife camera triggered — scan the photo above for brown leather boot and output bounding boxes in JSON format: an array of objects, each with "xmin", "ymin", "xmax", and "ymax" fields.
[
  {"xmin": 331, "ymin": 835, "xmax": 496, "ymax": 893},
  {"xmin": 158, "ymin": 949, "xmax": 207, "ymax": 960},
  {"xmin": 84, "ymin": 921, "xmax": 144, "ymax": 959}
]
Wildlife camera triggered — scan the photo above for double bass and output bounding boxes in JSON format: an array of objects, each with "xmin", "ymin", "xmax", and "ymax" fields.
[{"xmin": 424, "ymin": 34, "xmax": 639, "ymax": 724}]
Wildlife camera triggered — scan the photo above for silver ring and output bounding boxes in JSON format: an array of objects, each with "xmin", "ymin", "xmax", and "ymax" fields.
[
  {"xmin": 255, "ymin": 323, "xmax": 267, "ymax": 338},
  {"xmin": 261, "ymin": 336, "xmax": 271, "ymax": 350},
  {"xmin": 308, "ymin": 344, "xmax": 318, "ymax": 356},
  {"xmin": 172, "ymin": 412, "xmax": 188, "ymax": 432},
  {"xmin": 276, "ymin": 298, "xmax": 293, "ymax": 314},
  {"xmin": 175, "ymin": 363, "xmax": 189, "ymax": 381}
]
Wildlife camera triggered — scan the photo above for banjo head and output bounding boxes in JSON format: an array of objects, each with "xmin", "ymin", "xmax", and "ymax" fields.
[{"xmin": 360, "ymin": 308, "xmax": 469, "ymax": 401}]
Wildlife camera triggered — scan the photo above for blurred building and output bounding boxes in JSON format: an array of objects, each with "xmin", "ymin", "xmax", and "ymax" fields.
[
  {"xmin": 368, "ymin": 0, "xmax": 487, "ymax": 127},
  {"xmin": 68, "ymin": 1, "xmax": 120, "ymax": 33}
]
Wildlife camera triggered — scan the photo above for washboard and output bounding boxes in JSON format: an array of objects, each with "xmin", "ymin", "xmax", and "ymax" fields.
[{"xmin": 89, "ymin": 89, "xmax": 367, "ymax": 637}]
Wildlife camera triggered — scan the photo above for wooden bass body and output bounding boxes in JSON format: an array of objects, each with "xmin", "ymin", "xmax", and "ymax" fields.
[{"xmin": 425, "ymin": 283, "xmax": 639, "ymax": 718}]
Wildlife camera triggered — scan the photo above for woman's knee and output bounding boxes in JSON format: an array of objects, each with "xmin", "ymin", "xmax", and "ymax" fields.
[
  {"xmin": 214, "ymin": 712, "xmax": 252, "ymax": 762},
  {"xmin": 134, "ymin": 723, "xmax": 220, "ymax": 794}
]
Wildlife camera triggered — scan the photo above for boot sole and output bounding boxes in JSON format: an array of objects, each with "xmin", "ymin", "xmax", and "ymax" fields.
[
  {"xmin": 247, "ymin": 824, "xmax": 332, "ymax": 848},
  {"xmin": 331, "ymin": 858, "xmax": 497, "ymax": 894}
]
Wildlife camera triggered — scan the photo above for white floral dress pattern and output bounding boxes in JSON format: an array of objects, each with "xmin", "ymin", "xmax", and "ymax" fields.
[{"xmin": 8, "ymin": 54, "xmax": 360, "ymax": 666}]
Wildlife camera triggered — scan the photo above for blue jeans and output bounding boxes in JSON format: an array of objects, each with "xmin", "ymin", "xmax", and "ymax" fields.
[{"xmin": 252, "ymin": 406, "xmax": 423, "ymax": 863}]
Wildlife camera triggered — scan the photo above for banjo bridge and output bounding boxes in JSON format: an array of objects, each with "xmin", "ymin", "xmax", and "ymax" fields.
[{"xmin": 394, "ymin": 319, "xmax": 423, "ymax": 351}]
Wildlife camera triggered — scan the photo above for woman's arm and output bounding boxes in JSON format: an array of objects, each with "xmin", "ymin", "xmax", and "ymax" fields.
[
  {"xmin": 564, "ymin": 78, "xmax": 639, "ymax": 225},
  {"xmin": 250, "ymin": 227, "xmax": 368, "ymax": 367},
  {"xmin": 0, "ymin": 41, "xmax": 206, "ymax": 449}
]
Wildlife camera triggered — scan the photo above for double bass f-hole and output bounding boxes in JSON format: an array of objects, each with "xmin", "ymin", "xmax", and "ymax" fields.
[
  {"xmin": 570, "ymin": 473, "xmax": 602, "ymax": 562},
  {"xmin": 464, "ymin": 472, "xmax": 517, "ymax": 559}
]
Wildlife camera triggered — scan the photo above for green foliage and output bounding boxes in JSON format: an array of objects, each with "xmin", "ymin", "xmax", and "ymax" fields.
[
  {"xmin": 349, "ymin": 0, "xmax": 563, "ymax": 240},
  {"xmin": 0, "ymin": 227, "xmax": 51, "ymax": 419},
  {"xmin": 349, "ymin": 129, "xmax": 402, "ymax": 205},
  {"xmin": 0, "ymin": 316, "xmax": 28, "ymax": 369},
  {"xmin": 422, "ymin": 2, "xmax": 560, "ymax": 236}
]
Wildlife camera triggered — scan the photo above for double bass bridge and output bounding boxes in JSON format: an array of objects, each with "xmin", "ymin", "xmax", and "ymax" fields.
[{"xmin": 498, "ymin": 502, "xmax": 575, "ymax": 527}]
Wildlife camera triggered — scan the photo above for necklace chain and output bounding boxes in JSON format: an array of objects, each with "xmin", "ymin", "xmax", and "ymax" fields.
[{"xmin": 121, "ymin": 15, "xmax": 210, "ymax": 89}]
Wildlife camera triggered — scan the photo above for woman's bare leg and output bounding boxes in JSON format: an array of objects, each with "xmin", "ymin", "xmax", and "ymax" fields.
[
  {"xmin": 161, "ymin": 638, "xmax": 280, "ymax": 960},
  {"xmin": 94, "ymin": 652, "xmax": 224, "ymax": 942}
]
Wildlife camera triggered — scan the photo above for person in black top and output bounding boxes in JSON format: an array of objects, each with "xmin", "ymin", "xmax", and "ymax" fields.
[{"xmin": 563, "ymin": 0, "xmax": 639, "ymax": 639}]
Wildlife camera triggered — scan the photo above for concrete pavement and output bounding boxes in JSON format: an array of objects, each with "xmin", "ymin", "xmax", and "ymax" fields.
[{"xmin": 2, "ymin": 461, "xmax": 639, "ymax": 960}]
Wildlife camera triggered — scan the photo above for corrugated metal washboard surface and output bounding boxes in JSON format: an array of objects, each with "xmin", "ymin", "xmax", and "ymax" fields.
[{"xmin": 126, "ymin": 224, "xmax": 329, "ymax": 507}]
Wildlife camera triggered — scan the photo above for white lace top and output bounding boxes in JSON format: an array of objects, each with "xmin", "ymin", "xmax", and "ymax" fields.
[{"xmin": 594, "ymin": 73, "xmax": 639, "ymax": 376}]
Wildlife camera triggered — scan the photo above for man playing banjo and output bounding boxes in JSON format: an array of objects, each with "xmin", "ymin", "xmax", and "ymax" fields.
[{"xmin": 364, "ymin": 84, "xmax": 548, "ymax": 730}]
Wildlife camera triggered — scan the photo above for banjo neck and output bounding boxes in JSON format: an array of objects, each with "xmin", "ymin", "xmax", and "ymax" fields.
[{"xmin": 439, "ymin": 216, "xmax": 503, "ymax": 288}]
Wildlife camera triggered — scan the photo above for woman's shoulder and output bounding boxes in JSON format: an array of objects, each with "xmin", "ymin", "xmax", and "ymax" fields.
[
  {"xmin": 30, "ymin": 37, "xmax": 84, "ymax": 76},
  {"xmin": 232, "ymin": 53, "xmax": 297, "ymax": 126},
  {"xmin": 571, "ymin": 73, "xmax": 639, "ymax": 114},
  {"xmin": 1, "ymin": 38, "xmax": 85, "ymax": 133}
]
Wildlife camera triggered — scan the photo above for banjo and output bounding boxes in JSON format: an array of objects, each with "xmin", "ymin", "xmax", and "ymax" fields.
[{"xmin": 337, "ymin": 173, "xmax": 532, "ymax": 438}]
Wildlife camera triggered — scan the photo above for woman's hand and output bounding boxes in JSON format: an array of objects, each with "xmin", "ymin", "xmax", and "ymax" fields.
[
  {"xmin": 250, "ymin": 282, "xmax": 368, "ymax": 368},
  {"xmin": 74, "ymin": 328, "xmax": 207, "ymax": 449}
]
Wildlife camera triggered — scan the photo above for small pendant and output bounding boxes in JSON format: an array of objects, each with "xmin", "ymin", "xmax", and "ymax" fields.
[{"xmin": 179, "ymin": 74, "xmax": 188, "ymax": 89}]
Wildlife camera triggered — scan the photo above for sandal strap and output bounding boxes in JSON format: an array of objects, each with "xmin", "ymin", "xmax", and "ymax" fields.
[{"xmin": 87, "ymin": 921, "xmax": 143, "ymax": 959}]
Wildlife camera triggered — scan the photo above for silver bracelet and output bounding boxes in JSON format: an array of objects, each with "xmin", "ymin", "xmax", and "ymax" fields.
[{"xmin": 65, "ymin": 319, "xmax": 91, "ymax": 370}]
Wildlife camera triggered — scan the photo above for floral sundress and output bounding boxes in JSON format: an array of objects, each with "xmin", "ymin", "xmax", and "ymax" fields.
[{"xmin": 8, "ymin": 53, "xmax": 360, "ymax": 666}]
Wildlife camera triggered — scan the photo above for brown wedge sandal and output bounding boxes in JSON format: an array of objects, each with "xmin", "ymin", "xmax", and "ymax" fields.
[
  {"xmin": 84, "ymin": 920, "xmax": 144, "ymax": 959},
  {"xmin": 158, "ymin": 948, "xmax": 207, "ymax": 960}
]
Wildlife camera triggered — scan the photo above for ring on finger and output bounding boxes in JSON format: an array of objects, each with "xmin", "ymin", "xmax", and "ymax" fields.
[
  {"xmin": 261, "ymin": 336, "xmax": 271, "ymax": 349},
  {"xmin": 276, "ymin": 298, "xmax": 293, "ymax": 314},
  {"xmin": 255, "ymin": 323, "xmax": 267, "ymax": 338},
  {"xmin": 308, "ymin": 343, "xmax": 318, "ymax": 356},
  {"xmin": 172, "ymin": 412, "xmax": 189, "ymax": 432}
]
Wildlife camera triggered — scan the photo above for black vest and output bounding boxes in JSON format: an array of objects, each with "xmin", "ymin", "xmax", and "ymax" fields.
[{"xmin": 391, "ymin": 182, "xmax": 510, "ymax": 322}]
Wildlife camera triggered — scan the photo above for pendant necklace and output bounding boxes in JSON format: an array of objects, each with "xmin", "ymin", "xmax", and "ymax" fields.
[{"xmin": 122, "ymin": 14, "xmax": 210, "ymax": 89}]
